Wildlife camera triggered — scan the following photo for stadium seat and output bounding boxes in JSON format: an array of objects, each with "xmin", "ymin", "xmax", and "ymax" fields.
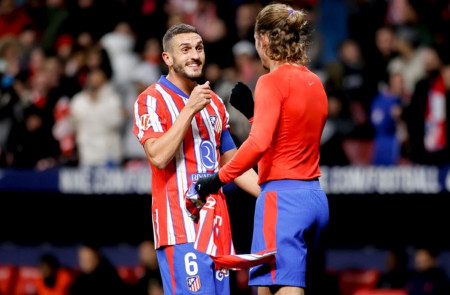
[
  {"xmin": 0, "ymin": 265, "xmax": 17, "ymax": 295},
  {"xmin": 338, "ymin": 269, "xmax": 380, "ymax": 295},
  {"xmin": 354, "ymin": 288, "xmax": 408, "ymax": 295},
  {"xmin": 13, "ymin": 266, "xmax": 40, "ymax": 295}
]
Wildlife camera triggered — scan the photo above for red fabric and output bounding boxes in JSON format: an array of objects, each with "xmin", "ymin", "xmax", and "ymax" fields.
[
  {"xmin": 185, "ymin": 184, "xmax": 276, "ymax": 269},
  {"xmin": 34, "ymin": 269, "xmax": 73, "ymax": 295},
  {"xmin": 263, "ymin": 191, "xmax": 277, "ymax": 283},
  {"xmin": 424, "ymin": 74, "xmax": 447, "ymax": 152},
  {"xmin": 219, "ymin": 65, "xmax": 328, "ymax": 184},
  {"xmin": 0, "ymin": 7, "xmax": 32, "ymax": 38}
]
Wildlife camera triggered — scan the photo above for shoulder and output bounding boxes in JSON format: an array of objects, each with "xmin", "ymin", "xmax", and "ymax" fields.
[{"xmin": 137, "ymin": 83, "xmax": 162, "ymax": 102}]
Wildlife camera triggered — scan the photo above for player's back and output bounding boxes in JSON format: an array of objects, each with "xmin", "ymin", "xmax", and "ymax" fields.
[{"xmin": 257, "ymin": 64, "xmax": 328, "ymax": 182}]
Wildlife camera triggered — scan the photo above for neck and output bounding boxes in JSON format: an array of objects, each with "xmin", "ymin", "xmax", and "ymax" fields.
[
  {"xmin": 166, "ymin": 71, "xmax": 197, "ymax": 95},
  {"xmin": 269, "ymin": 60, "xmax": 300, "ymax": 72}
]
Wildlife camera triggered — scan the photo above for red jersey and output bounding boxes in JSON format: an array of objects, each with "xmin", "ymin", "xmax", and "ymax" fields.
[
  {"xmin": 133, "ymin": 76, "xmax": 230, "ymax": 248},
  {"xmin": 220, "ymin": 64, "xmax": 328, "ymax": 184}
]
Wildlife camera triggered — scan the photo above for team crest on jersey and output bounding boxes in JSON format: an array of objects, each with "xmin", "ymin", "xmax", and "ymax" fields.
[
  {"xmin": 139, "ymin": 114, "xmax": 152, "ymax": 130},
  {"xmin": 209, "ymin": 115, "xmax": 222, "ymax": 134},
  {"xmin": 187, "ymin": 275, "xmax": 201, "ymax": 292}
]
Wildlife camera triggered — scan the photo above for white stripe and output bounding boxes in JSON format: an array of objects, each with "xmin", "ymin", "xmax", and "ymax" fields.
[
  {"xmin": 215, "ymin": 94, "xmax": 230, "ymax": 128},
  {"xmin": 147, "ymin": 95, "xmax": 164, "ymax": 132},
  {"xmin": 181, "ymin": 96, "xmax": 204, "ymax": 173},
  {"xmin": 157, "ymin": 85, "xmax": 196, "ymax": 243},
  {"xmin": 165, "ymin": 195, "xmax": 175, "ymax": 245},
  {"xmin": 134, "ymin": 100, "xmax": 144, "ymax": 140},
  {"xmin": 153, "ymin": 207, "xmax": 160, "ymax": 248}
]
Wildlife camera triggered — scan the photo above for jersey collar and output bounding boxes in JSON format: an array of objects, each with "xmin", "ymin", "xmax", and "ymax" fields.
[{"xmin": 158, "ymin": 75, "xmax": 190, "ymax": 99}]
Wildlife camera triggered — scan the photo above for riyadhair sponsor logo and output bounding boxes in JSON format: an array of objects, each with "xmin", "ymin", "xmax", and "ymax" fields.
[{"xmin": 200, "ymin": 140, "xmax": 216, "ymax": 170}]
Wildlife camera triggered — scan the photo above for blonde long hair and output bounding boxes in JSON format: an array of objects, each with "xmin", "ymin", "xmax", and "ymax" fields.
[{"xmin": 255, "ymin": 3, "xmax": 309, "ymax": 65}]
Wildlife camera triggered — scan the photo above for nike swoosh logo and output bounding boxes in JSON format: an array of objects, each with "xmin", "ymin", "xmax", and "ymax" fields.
[{"xmin": 308, "ymin": 81, "xmax": 314, "ymax": 86}]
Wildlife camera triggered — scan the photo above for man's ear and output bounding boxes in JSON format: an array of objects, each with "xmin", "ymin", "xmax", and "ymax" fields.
[{"xmin": 162, "ymin": 52, "xmax": 172, "ymax": 67}]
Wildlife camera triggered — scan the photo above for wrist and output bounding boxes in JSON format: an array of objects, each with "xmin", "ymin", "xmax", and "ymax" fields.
[{"xmin": 218, "ymin": 169, "xmax": 229, "ymax": 184}]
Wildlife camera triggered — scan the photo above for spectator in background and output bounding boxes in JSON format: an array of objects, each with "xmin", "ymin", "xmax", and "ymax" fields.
[
  {"xmin": 135, "ymin": 240, "xmax": 163, "ymax": 295},
  {"xmin": 35, "ymin": 253, "xmax": 74, "ymax": 295},
  {"xmin": 370, "ymin": 72, "xmax": 406, "ymax": 165},
  {"xmin": 402, "ymin": 47, "xmax": 450, "ymax": 165},
  {"xmin": 0, "ymin": 0, "xmax": 33, "ymax": 39},
  {"xmin": 365, "ymin": 26, "xmax": 397, "ymax": 98},
  {"xmin": 405, "ymin": 247, "xmax": 450, "ymax": 295},
  {"xmin": 234, "ymin": 0, "xmax": 262, "ymax": 43},
  {"xmin": 100, "ymin": 21, "xmax": 140, "ymax": 107},
  {"xmin": 70, "ymin": 67, "xmax": 124, "ymax": 167},
  {"xmin": 40, "ymin": 0, "xmax": 69, "ymax": 55},
  {"xmin": 4, "ymin": 57, "xmax": 62, "ymax": 169},
  {"xmin": 65, "ymin": 0, "xmax": 122, "ymax": 43},
  {"xmin": 72, "ymin": 243, "xmax": 131, "ymax": 295},
  {"xmin": 387, "ymin": 25, "xmax": 427, "ymax": 98},
  {"xmin": 320, "ymin": 91, "xmax": 353, "ymax": 166},
  {"xmin": 376, "ymin": 247, "xmax": 414, "ymax": 289},
  {"xmin": 325, "ymin": 39, "xmax": 373, "ymax": 139}
]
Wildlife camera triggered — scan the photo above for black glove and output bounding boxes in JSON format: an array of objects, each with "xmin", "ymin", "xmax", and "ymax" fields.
[
  {"xmin": 230, "ymin": 82, "xmax": 254, "ymax": 120},
  {"xmin": 195, "ymin": 172, "xmax": 226, "ymax": 202}
]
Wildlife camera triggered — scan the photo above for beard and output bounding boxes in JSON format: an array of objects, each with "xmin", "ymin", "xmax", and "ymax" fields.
[{"xmin": 173, "ymin": 57, "xmax": 204, "ymax": 81}]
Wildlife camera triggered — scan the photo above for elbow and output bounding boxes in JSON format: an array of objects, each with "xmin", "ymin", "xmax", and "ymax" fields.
[{"xmin": 149, "ymin": 156, "xmax": 168, "ymax": 170}]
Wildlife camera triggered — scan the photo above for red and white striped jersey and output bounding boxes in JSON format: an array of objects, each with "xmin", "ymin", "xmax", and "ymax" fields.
[{"xmin": 133, "ymin": 76, "xmax": 230, "ymax": 249}]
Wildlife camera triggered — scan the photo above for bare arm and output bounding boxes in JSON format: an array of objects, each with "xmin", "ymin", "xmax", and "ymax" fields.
[
  {"xmin": 220, "ymin": 148, "xmax": 260, "ymax": 197},
  {"xmin": 144, "ymin": 82, "xmax": 212, "ymax": 169}
]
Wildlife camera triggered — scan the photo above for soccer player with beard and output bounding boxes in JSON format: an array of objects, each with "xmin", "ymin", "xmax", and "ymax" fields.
[{"xmin": 133, "ymin": 23, "xmax": 259, "ymax": 295}]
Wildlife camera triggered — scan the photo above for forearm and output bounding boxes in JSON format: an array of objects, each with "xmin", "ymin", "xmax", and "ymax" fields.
[
  {"xmin": 220, "ymin": 147, "xmax": 260, "ymax": 197},
  {"xmin": 234, "ymin": 168, "xmax": 260, "ymax": 197},
  {"xmin": 144, "ymin": 106, "xmax": 195, "ymax": 169}
]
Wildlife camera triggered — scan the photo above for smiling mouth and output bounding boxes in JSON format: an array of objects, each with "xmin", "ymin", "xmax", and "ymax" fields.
[{"xmin": 187, "ymin": 63, "xmax": 201, "ymax": 68}]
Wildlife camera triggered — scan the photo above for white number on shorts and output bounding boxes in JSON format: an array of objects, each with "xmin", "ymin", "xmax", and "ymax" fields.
[{"xmin": 184, "ymin": 252, "xmax": 198, "ymax": 275}]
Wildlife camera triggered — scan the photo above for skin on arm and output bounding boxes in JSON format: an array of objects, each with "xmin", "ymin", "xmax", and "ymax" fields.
[
  {"xmin": 144, "ymin": 82, "xmax": 211, "ymax": 169},
  {"xmin": 220, "ymin": 148, "xmax": 260, "ymax": 197}
]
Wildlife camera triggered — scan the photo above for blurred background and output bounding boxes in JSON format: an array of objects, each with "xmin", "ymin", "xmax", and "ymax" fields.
[{"xmin": 0, "ymin": 0, "xmax": 450, "ymax": 294}]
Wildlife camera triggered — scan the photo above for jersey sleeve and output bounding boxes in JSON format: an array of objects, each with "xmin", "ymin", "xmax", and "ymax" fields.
[
  {"xmin": 219, "ymin": 74, "xmax": 283, "ymax": 182},
  {"xmin": 133, "ymin": 91, "xmax": 167, "ymax": 146}
]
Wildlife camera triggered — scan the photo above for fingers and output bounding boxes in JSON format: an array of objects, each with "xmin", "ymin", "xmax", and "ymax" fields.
[{"xmin": 188, "ymin": 81, "xmax": 212, "ymax": 113}]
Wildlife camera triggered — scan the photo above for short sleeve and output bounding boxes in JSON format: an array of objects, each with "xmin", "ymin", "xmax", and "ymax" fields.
[{"xmin": 133, "ymin": 92, "xmax": 167, "ymax": 145}]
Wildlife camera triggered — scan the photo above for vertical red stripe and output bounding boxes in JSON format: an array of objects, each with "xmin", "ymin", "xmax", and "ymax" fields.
[
  {"xmin": 195, "ymin": 207, "xmax": 215, "ymax": 252},
  {"xmin": 165, "ymin": 246, "xmax": 177, "ymax": 294},
  {"xmin": 263, "ymin": 191, "xmax": 277, "ymax": 283}
]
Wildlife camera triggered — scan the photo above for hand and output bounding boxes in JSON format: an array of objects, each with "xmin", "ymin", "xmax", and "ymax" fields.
[
  {"xmin": 195, "ymin": 172, "xmax": 225, "ymax": 202},
  {"xmin": 187, "ymin": 81, "xmax": 212, "ymax": 114},
  {"xmin": 230, "ymin": 82, "xmax": 254, "ymax": 120}
]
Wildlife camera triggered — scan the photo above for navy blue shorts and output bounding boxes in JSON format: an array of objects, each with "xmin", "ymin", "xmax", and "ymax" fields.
[
  {"xmin": 156, "ymin": 242, "xmax": 230, "ymax": 294},
  {"xmin": 248, "ymin": 180, "xmax": 329, "ymax": 288}
]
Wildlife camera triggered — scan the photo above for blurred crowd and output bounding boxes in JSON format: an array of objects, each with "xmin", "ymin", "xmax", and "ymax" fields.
[
  {"xmin": 0, "ymin": 0, "xmax": 449, "ymax": 170},
  {"xmin": 1, "ymin": 240, "xmax": 165, "ymax": 295},
  {"xmin": 3, "ymin": 243, "xmax": 450, "ymax": 295}
]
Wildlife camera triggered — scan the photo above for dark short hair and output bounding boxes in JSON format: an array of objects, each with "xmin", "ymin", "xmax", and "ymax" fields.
[{"xmin": 162, "ymin": 23, "xmax": 200, "ymax": 52}]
